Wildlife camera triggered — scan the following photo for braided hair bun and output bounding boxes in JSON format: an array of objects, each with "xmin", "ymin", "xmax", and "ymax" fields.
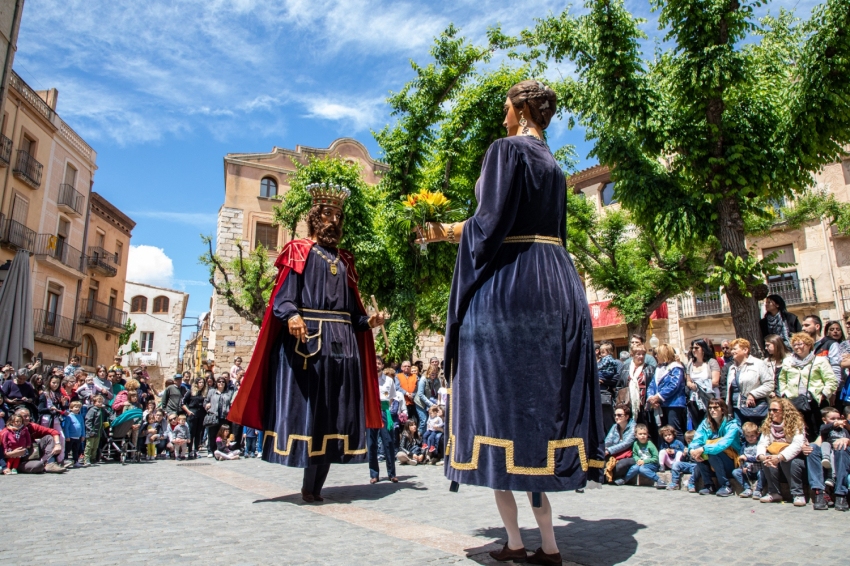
[{"xmin": 507, "ymin": 80, "xmax": 558, "ymax": 130}]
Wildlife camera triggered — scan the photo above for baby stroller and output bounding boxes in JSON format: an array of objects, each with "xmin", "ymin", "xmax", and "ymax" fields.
[{"xmin": 102, "ymin": 408, "xmax": 143, "ymax": 465}]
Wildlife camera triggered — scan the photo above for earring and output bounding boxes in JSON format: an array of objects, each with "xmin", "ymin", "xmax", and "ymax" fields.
[{"xmin": 519, "ymin": 111, "xmax": 530, "ymax": 135}]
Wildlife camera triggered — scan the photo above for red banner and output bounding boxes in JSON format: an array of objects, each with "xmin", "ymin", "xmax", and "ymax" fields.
[{"xmin": 588, "ymin": 300, "xmax": 668, "ymax": 329}]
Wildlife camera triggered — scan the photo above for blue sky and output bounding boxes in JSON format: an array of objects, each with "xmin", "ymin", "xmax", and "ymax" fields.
[{"xmin": 14, "ymin": 0, "xmax": 817, "ymax": 328}]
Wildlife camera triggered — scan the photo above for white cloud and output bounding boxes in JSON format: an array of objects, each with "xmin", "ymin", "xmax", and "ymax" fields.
[
  {"xmin": 127, "ymin": 245, "xmax": 174, "ymax": 287},
  {"xmin": 303, "ymin": 96, "xmax": 384, "ymax": 131}
]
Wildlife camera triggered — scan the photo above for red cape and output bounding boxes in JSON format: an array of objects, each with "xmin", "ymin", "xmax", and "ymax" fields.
[{"xmin": 227, "ymin": 238, "xmax": 383, "ymax": 430}]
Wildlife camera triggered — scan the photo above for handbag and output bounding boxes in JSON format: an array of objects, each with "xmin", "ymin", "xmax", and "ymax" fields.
[
  {"xmin": 767, "ymin": 441, "xmax": 790, "ymax": 455},
  {"xmin": 789, "ymin": 365, "xmax": 815, "ymax": 413},
  {"xmin": 600, "ymin": 390, "xmax": 613, "ymax": 406},
  {"xmin": 616, "ymin": 387, "xmax": 631, "ymax": 407},
  {"xmin": 203, "ymin": 412, "xmax": 219, "ymax": 427},
  {"xmin": 733, "ymin": 369, "xmax": 768, "ymax": 418}
]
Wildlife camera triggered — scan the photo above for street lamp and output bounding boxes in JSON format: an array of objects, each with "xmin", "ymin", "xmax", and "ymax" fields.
[{"xmin": 649, "ymin": 333, "xmax": 660, "ymax": 349}]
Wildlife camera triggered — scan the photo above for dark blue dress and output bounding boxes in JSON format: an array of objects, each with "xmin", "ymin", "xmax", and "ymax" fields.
[
  {"xmin": 444, "ymin": 136, "xmax": 606, "ymax": 492},
  {"xmin": 261, "ymin": 245, "xmax": 371, "ymax": 467}
]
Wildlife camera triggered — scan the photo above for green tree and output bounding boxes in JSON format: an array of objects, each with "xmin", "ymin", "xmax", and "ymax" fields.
[
  {"xmin": 117, "ymin": 318, "xmax": 139, "ymax": 356},
  {"xmin": 567, "ymin": 192, "xmax": 708, "ymax": 338},
  {"xmin": 515, "ymin": 0, "xmax": 850, "ymax": 352}
]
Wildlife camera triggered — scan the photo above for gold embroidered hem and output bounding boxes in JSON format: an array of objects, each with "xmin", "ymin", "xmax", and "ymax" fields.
[
  {"xmin": 264, "ymin": 430, "xmax": 367, "ymax": 456},
  {"xmin": 502, "ymin": 235, "xmax": 563, "ymax": 246}
]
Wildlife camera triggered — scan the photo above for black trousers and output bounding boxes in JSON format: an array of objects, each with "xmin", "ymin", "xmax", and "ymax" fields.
[
  {"xmin": 763, "ymin": 456, "xmax": 806, "ymax": 497},
  {"xmin": 302, "ymin": 464, "xmax": 332, "ymax": 496},
  {"xmin": 187, "ymin": 415, "xmax": 205, "ymax": 453},
  {"xmin": 649, "ymin": 406, "xmax": 687, "ymax": 445},
  {"xmin": 206, "ymin": 424, "xmax": 220, "ymax": 454}
]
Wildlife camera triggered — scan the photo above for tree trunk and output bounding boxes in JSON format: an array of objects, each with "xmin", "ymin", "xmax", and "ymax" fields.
[
  {"xmin": 717, "ymin": 197, "xmax": 764, "ymax": 356},
  {"xmin": 626, "ymin": 318, "xmax": 649, "ymax": 345}
]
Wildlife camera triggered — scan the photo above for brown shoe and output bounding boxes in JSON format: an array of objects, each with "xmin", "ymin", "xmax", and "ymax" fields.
[
  {"xmin": 301, "ymin": 489, "xmax": 315, "ymax": 503},
  {"xmin": 527, "ymin": 547, "xmax": 561, "ymax": 565},
  {"xmin": 44, "ymin": 462, "xmax": 66, "ymax": 474},
  {"xmin": 390, "ymin": 477, "xmax": 398, "ymax": 483},
  {"xmin": 370, "ymin": 477, "xmax": 378, "ymax": 484},
  {"xmin": 312, "ymin": 493, "xmax": 324, "ymax": 502},
  {"xmin": 489, "ymin": 543, "xmax": 527, "ymax": 562}
]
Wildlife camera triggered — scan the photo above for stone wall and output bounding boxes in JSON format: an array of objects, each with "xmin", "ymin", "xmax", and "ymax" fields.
[
  {"xmin": 211, "ymin": 207, "xmax": 261, "ymax": 364},
  {"xmin": 415, "ymin": 331, "xmax": 445, "ymax": 363}
]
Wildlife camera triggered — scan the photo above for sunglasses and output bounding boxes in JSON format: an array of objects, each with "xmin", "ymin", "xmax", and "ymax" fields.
[
  {"xmin": 614, "ymin": 413, "xmax": 626, "ymax": 417},
  {"xmin": 768, "ymin": 408, "xmax": 782, "ymax": 413}
]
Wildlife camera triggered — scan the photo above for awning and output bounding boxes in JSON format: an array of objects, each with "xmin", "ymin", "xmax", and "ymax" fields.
[
  {"xmin": 589, "ymin": 300, "xmax": 668, "ymax": 329},
  {"xmin": 0, "ymin": 250, "xmax": 34, "ymax": 367}
]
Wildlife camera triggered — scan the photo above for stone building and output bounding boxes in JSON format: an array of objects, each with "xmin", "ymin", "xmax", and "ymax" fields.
[
  {"xmin": 209, "ymin": 138, "xmax": 387, "ymax": 365},
  {"xmin": 567, "ymin": 157, "xmax": 850, "ymax": 353},
  {"xmin": 74, "ymin": 192, "xmax": 135, "ymax": 370},
  {"xmin": 122, "ymin": 281, "xmax": 188, "ymax": 387}
]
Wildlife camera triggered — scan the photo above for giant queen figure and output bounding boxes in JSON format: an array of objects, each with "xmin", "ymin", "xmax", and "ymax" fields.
[
  {"xmin": 418, "ymin": 80, "xmax": 606, "ymax": 565},
  {"xmin": 229, "ymin": 182, "xmax": 385, "ymax": 503}
]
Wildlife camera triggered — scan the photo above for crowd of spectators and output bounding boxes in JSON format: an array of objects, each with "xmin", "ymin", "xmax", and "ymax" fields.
[{"xmin": 598, "ymin": 295, "xmax": 850, "ymax": 511}]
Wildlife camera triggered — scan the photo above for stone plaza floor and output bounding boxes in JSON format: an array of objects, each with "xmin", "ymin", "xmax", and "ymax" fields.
[{"xmin": 2, "ymin": 456, "xmax": 846, "ymax": 565}]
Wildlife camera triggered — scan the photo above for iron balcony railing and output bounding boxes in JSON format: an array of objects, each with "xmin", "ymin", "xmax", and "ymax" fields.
[
  {"xmin": 87, "ymin": 246, "xmax": 117, "ymax": 276},
  {"xmin": 79, "ymin": 298, "xmax": 127, "ymax": 330},
  {"xmin": 767, "ymin": 277, "xmax": 817, "ymax": 306},
  {"xmin": 13, "ymin": 149, "xmax": 43, "ymax": 188},
  {"xmin": 679, "ymin": 289, "xmax": 730, "ymax": 318},
  {"xmin": 57, "ymin": 184, "xmax": 85, "ymax": 215},
  {"xmin": 0, "ymin": 134, "xmax": 12, "ymax": 166},
  {"xmin": 0, "ymin": 217, "xmax": 36, "ymax": 251},
  {"xmin": 33, "ymin": 308, "xmax": 79, "ymax": 345},
  {"xmin": 33, "ymin": 234, "xmax": 86, "ymax": 272}
]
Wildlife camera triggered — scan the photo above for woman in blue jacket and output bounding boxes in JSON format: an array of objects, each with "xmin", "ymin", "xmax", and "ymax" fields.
[
  {"xmin": 645, "ymin": 344, "xmax": 687, "ymax": 443},
  {"xmin": 687, "ymin": 398, "xmax": 741, "ymax": 497},
  {"xmin": 604, "ymin": 404, "xmax": 637, "ymax": 483}
]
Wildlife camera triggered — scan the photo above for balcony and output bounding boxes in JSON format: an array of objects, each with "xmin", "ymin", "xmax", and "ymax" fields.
[
  {"xmin": 33, "ymin": 234, "xmax": 86, "ymax": 275},
  {"xmin": 13, "ymin": 150, "xmax": 43, "ymax": 188},
  {"xmin": 679, "ymin": 278, "xmax": 818, "ymax": 319},
  {"xmin": 57, "ymin": 184, "xmax": 85, "ymax": 216},
  {"xmin": 678, "ymin": 290, "xmax": 730, "ymax": 319},
  {"xmin": 78, "ymin": 298, "xmax": 127, "ymax": 331},
  {"xmin": 0, "ymin": 134, "xmax": 12, "ymax": 167},
  {"xmin": 87, "ymin": 246, "xmax": 117, "ymax": 277},
  {"xmin": 33, "ymin": 308, "xmax": 80, "ymax": 348},
  {"xmin": 767, "ymin": 277, "xmax": 817, "ymax": 306},
  {"xmin": 0, "ymin": 216, "xmax": 36, "ymax": 251}
]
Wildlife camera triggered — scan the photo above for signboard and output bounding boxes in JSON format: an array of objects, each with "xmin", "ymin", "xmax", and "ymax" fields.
[
  {"xmin": 588, "ymin": 300, "xmax": 668, "ymax": 329},
  {"xmin": 226, "ymin": 341, "xmax": 236, "ymax": 347}
]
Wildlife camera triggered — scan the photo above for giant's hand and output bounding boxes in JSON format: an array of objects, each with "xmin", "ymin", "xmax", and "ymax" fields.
[
  {"xmin": 368, "ymin": 311, "xmax": 390, "ymax": 329},
  {"xmin": 288, "ymin": 315, "xmax": 308, "ymax": 343},
  {"xmin": 414, "ymin": 222, "xmax": 447, "ymax": 244}
]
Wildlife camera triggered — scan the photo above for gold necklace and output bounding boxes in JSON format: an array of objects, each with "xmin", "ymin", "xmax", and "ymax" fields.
[{"xmin": 312, "ymin": 247, "xmax": 340, "ymax": 276}]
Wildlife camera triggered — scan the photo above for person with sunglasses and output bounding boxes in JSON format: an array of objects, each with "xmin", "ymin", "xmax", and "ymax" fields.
[
  {"xmin": 603, "ymin": 404, "xmax": 636, "ymax": 484},
  {"xmin": 686, "ymin": 399, "xmax": 741, "ymax": 497},
  {"xmin": 756, "ymin": 398, "xmax": 808, "ymax": 506}
]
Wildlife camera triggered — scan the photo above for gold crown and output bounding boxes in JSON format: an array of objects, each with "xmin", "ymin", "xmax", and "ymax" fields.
[{"xmin": 307, "ymin": 182, "xmax": 350, "ymax": 209}]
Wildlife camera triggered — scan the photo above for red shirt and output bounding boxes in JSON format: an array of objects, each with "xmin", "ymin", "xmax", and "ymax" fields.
[{"xmin": 25, "ymin": 422, "xmax": 58, "ymax": 440}]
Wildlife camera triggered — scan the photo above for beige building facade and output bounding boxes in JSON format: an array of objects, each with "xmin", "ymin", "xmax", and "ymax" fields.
[
  {"xmin": 75, "ymin": 192, "xmax": 135, "ymax": 371},
  {"xmin": 210, "ymin": 138, "xmax": 387, "ymax": 365},
  {"xmin": 568, "ymin": 158, "xmax": 850, "ymax": 353}
]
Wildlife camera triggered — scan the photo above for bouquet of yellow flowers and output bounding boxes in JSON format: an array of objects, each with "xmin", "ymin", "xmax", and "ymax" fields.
[{"xmin": 396, "ymin": 189, "xmax": 459, "ymax": 254}]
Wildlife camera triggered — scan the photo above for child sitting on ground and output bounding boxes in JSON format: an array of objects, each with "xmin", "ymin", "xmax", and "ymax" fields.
[
  {"xmin": 732, "ymin": 421, "xmax": 763, "ymax": 498},
  {"xmin": 214, "ymin": 425, "xmax": 241, "ymax": 460},
  {"xmin": 618, "ymin": 423, "xmax": 661, "ymax": 486},
  {"xmin": 668, "ymin": 430, "xmax": 700, "ymax": 491},
  {"xmin": 172, "ymin": 414, "xmax": 190, "ymax": 460},
  {"xmin": 62, "ymin": 401, "xmax": 85, "ymax": 468},
  {"xmin": 397, "ymin": 420, "xmax": 424, "ymax": 465},
  {"xmin": 422, "ymin": 405, "xmax": 444, "ymax": 455},
  {"xmin": 657, "ymin": 425, "xmax": 686, "ymax": 471},
  {"xmin": 817, "ymin": 406, "xmax": 850, "ymax": 489},
  {"xmin": 2, "ymin": 414, "xmax": 30, "ymax": 474},
  {"xmin": 144, "ymin": 413, "xmax": 158, "ymax": 461}
]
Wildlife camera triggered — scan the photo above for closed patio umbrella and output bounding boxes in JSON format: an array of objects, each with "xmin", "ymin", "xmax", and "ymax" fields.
[{"xmin": 0, "ymin": 249, "xmax": 34, "ymax": 368}]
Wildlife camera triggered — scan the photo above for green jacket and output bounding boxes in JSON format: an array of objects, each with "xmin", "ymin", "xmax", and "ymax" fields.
[
  {"xmin": 778, "ymin": 355, "xmax": 838, "ymax": 402},
  {"xmin": 631, "ymin": 440, "xmax": 659, "ymax": 464}
]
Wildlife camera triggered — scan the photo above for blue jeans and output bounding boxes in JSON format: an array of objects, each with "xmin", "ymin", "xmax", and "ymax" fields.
[
  {"xmin": 624, "ymin": 462, "xmax": 660, "ymax": 482},
  {"xmin": 696, "ymin": 452, "xmax": 735, "ymax": 489},
  {"xmin": 671, "ymin": 460, "xmax": 697, "ymax": 487},
  {"xmin": 732, "ymin": 464, "xmax": 763, "ymax": 491},
  {"xmin": 423, "ymin": 430, "xmax": 442, "ymax": 451},
  {"xmin": 416, "ymin": 405, "xmax": 429, "ymax": 437},
  {"xmin": 807, "ymin": 443, "xmax": 850, "ymax": 495},
  {"xmin": 368, "ymin": 426, "xmax": 396, "ymax": 479},
  {"xmin": 245, "ymin": 436, "xmax": 257, "ymax": 455}
]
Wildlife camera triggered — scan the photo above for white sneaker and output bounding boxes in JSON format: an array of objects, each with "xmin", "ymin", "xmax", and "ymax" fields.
[
  {"xmin": 397, "ymin": 452, "xmax": 410, "ymax": 465},
  {"xmin": 760, "ymin": 493, "xmax": 782, "ymax": 503},
  {"xmin": 207, "ymin": 453, "xmax": 214, "ymax": 458},
  {"xmin": 793, "ymin": 496, "xmax": 807, "ymax": 507}
]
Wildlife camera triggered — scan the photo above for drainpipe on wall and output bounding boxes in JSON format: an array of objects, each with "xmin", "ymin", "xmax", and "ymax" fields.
[{"xmin": 821, "ymin": 218, "xmax": 843, "ymax": 321}]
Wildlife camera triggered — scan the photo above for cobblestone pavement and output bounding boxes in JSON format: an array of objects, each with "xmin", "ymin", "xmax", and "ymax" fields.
[{"xmin": 1, "ymin": 455, "xmax": 845, "ymax": 565}]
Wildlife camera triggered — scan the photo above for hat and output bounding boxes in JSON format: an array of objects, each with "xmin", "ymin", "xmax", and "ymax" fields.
[{"xmin": 307, "ymin": 182, "xmax": 350, "ymax": 209}]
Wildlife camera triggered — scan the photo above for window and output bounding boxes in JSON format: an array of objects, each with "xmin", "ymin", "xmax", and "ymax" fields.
[
  {"xmin": 57, "ymin": 217, "xmax": 70, "ymax": 254},
  {"xmin": 76, "ymin": 334, "xmax": 96, "ymax": 367},
  {"xmin": 115, "ymin": 241, "xmax": 123, "ymax": 265},
  {"xmin": 11, "ymin": 193, "xmax": 28, "ymax": 224},
  {"xmin": 20, "ymin": 134, "xmax": 34, "ymax": 156},
  {"xmin": 601, "ymin": 182, "xmax": 617, "ymax": 206},
  {"xmin": 95, "ymin": 230, "xmax": 105, "ymax": 249},
  {"xmin": 63, "ymin": 163, "xmax": 77, "ymax": 188},
  {"xmin": 254, "ymin": 222, "xmax": 278, "ymax": 251},
  {"xmin": 130, "ymin": 295, "xmax": 147, "ymax": 313},
  {"xmin": 139, "ymin": 331, "xmax": 154, "ymax": 353},
  {"xmin": 260, "ymin": 177, "xmax": 278, "ymax": 198},
  {"xmin": 152, "ymin": 295, "xmax": 169, "ymax": 313},
  {"xmin": 762, "ymin": 244, "xmax": 795, "ymax": 267}
]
